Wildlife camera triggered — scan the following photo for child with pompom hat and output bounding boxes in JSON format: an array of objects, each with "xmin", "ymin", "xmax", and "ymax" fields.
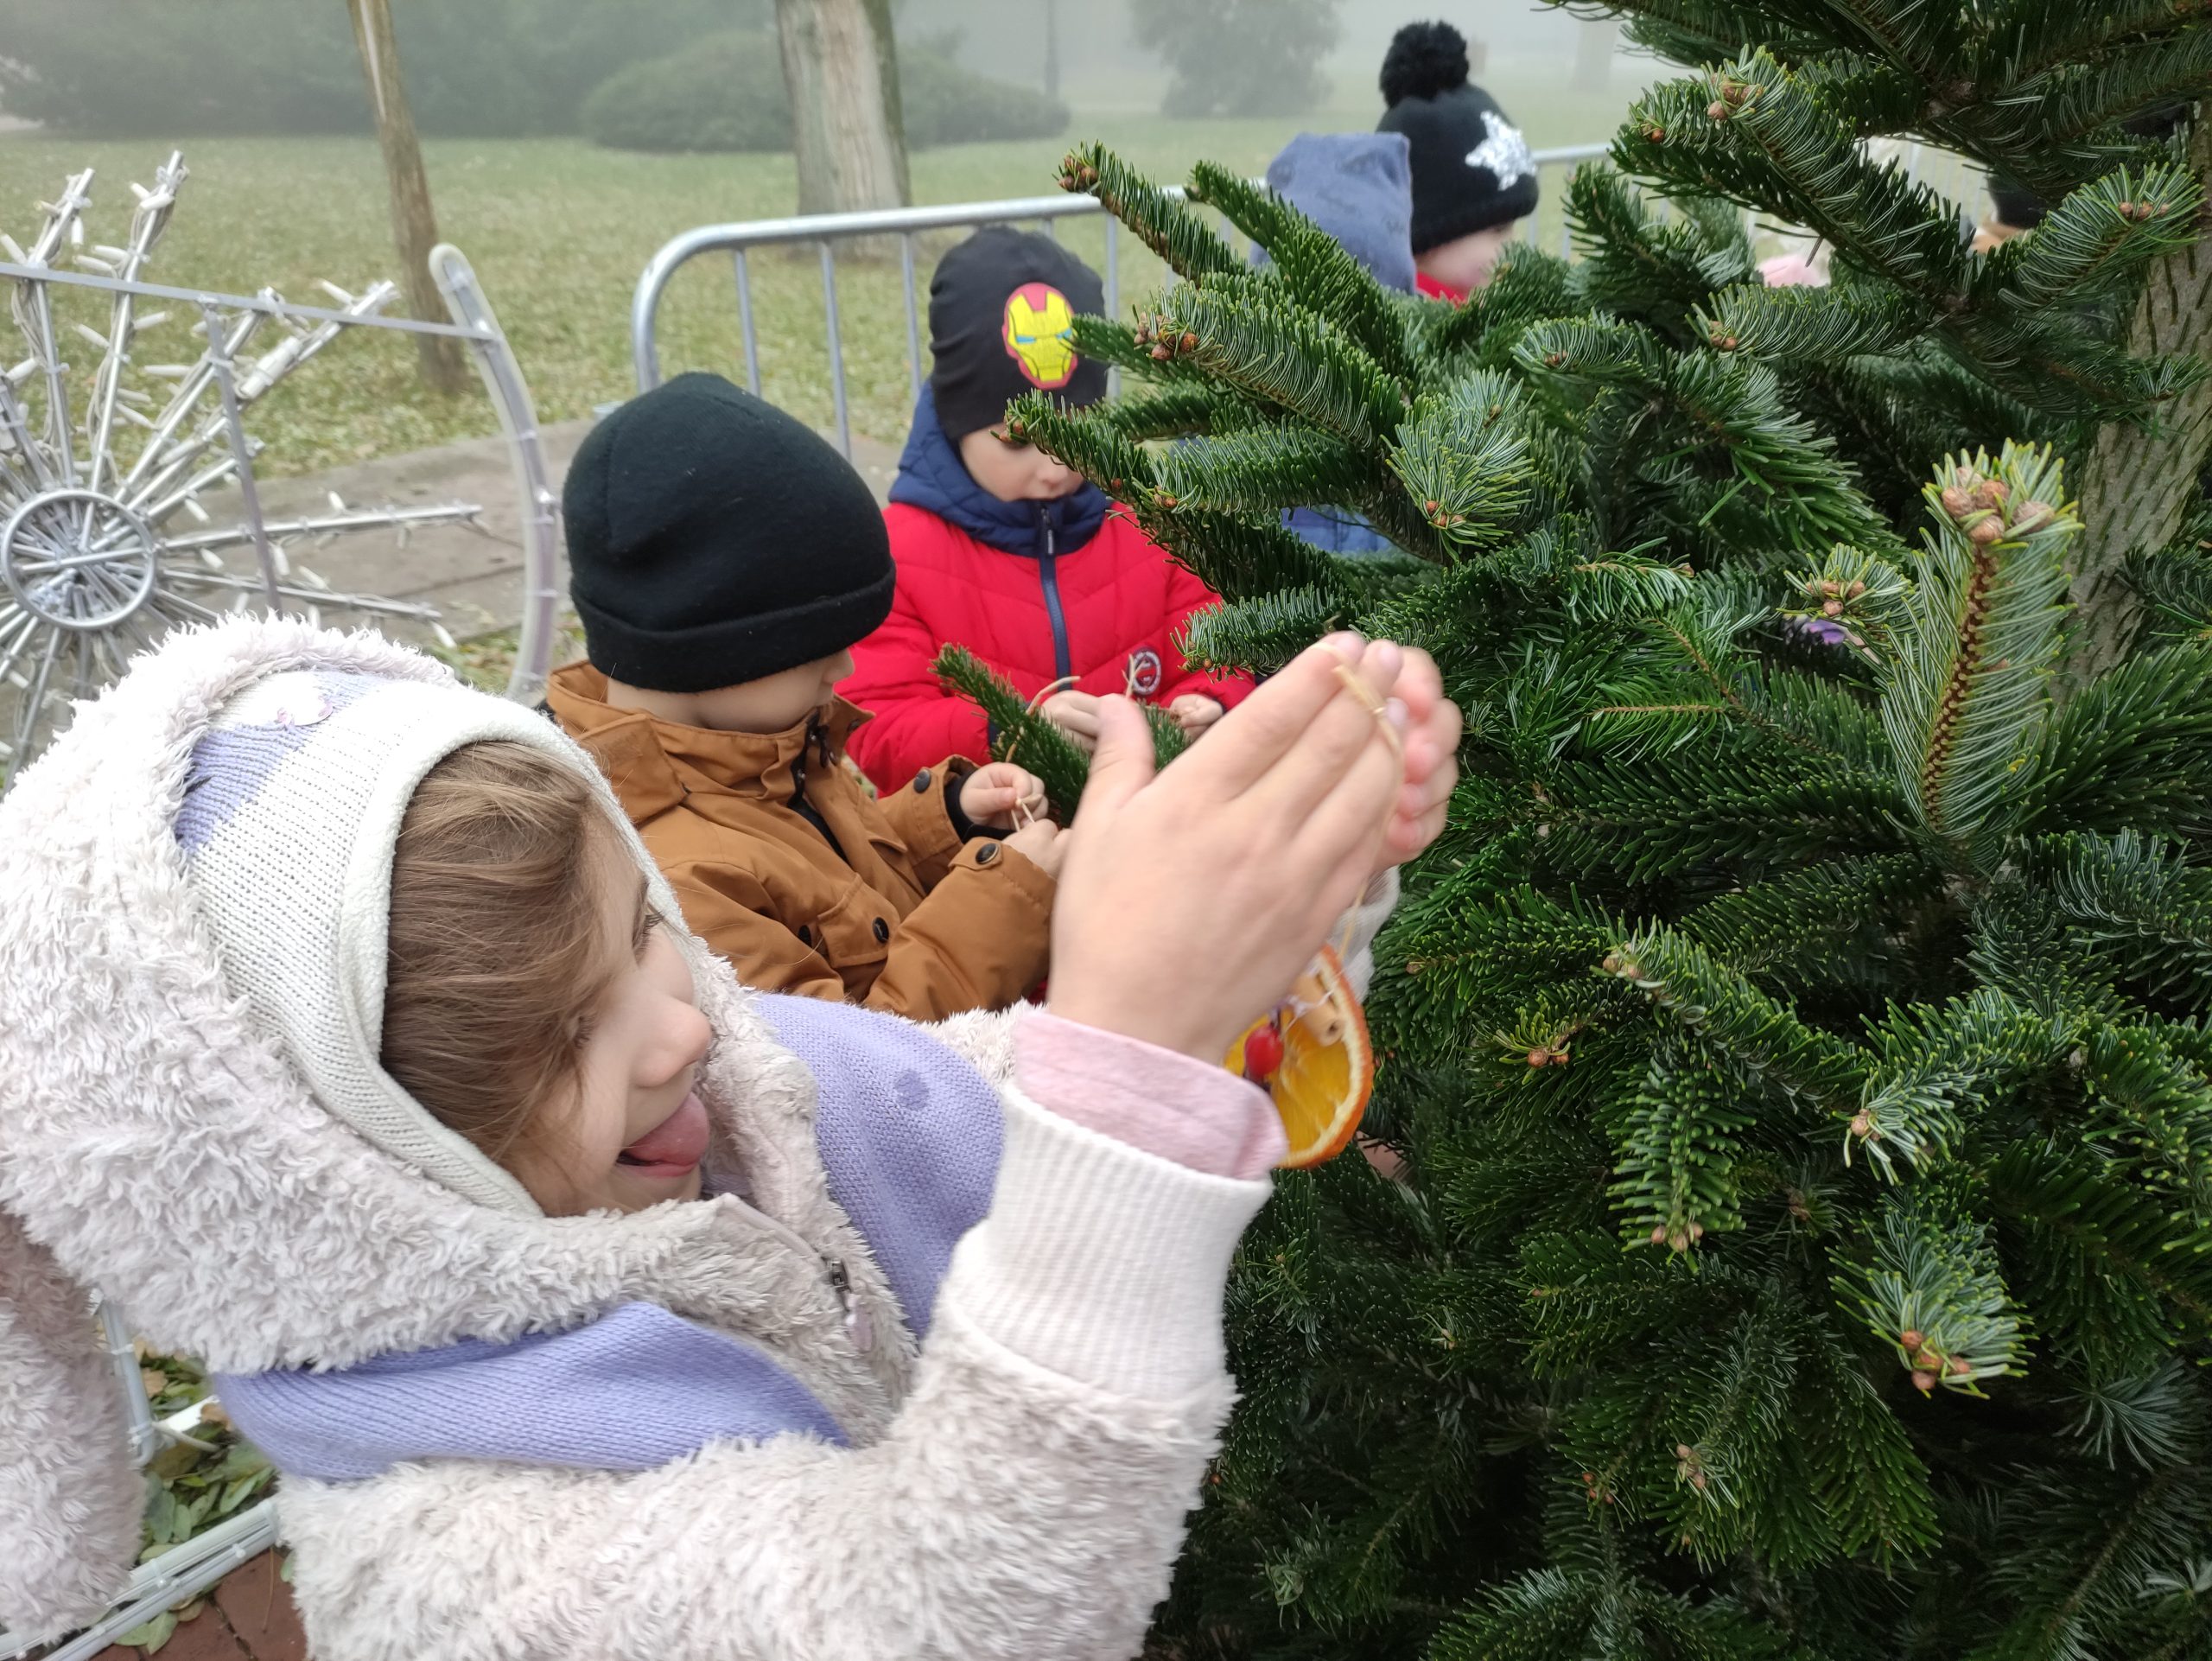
[{"xmin": 1376, "ymin": 20, "xmax": 1538, "ymax": 301}]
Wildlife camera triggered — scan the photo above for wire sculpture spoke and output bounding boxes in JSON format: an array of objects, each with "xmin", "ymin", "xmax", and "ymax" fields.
[{"xmin": 0, "ymin": 150, "xmax": 491, "ymax": 779}]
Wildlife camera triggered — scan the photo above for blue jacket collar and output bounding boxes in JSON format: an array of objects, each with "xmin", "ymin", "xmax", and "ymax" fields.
[{"xmin": 888, "ymin": 387, "xmax": 1109, "ymax": 558}]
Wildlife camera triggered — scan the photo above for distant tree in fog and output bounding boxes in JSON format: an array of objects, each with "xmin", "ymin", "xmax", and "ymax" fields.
[{"xmin": 1129, "ymin": 0, "xmax": 1344, "ymax": 118}]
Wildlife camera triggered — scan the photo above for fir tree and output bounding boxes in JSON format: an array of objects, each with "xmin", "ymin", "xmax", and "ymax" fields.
[{"xmin": 950, "ymin": 10, "xmax": 2212, "ymax": 1653}]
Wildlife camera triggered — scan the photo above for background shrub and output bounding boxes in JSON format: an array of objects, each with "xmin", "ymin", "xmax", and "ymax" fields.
[
  {"xmin": 580, "ymin": 32, "xmax": 791, "ymax": 156},
  {"xmin": 582, "ymin": 36, "xmax": 1069, "ymax": 155},
  {"xmin": 899, "ymin": 52, "xmax": 1069, "ymax": 148}
]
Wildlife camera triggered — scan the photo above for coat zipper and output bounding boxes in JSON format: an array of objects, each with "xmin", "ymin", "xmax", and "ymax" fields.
[
  {"xmin": 786, "ymin": 721, "xmax": 849, "ymax": 862},
  {"xmin": 1037, "ymin": 512, "xmax": 1073, "ymax": 684},
  {"xmin": 718, "ymin": 1189, "xmax": 874, "ymax": 1357}
]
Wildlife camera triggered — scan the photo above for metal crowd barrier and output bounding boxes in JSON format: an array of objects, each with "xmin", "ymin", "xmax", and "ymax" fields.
[{"xmin": 630, "ymin": 144, "xmax": 1614, "ymax": 456}]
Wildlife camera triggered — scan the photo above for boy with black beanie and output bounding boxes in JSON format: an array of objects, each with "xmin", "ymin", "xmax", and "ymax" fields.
[
  {"xmin": 1376, "ymin": 19, "xmax": 1538, "ymax": 301},
  {"xmin": 546, "ymin": 370, "xmax": 1061, "ymax": 1021},
  {"xmin": 842, "ymin": 226, "xmax": 1253, "ymax": 792}
]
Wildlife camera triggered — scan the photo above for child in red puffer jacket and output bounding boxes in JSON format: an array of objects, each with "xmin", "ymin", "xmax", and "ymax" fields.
[{"xmin": 842, "ymin": 228, "xmax": 1253, "ymax": 793}]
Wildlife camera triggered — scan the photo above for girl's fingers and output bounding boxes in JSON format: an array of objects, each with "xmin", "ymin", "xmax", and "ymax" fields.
[
  {"xmin": 1176, "ymin": 633, "xmax": 1372, "ymax": 799},
  {"xmin": 1239, "ymin": 642, "xmax": 1405, "ymax": 826},
  {"xmin": 1289, "ymin": 708, "xmax": 1404, "ymax": 873}
]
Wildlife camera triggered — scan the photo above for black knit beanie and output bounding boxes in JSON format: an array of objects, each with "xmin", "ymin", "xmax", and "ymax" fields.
[
  {"xmin": 928, "ymin": 226, "xmax": 1109, "ymax": 442},
  {"xmin": 563, "ymin": 372, "xmax": 894, "ymax": 694},
  {"xmin": 1376, "ymin": 21, "xmax": 1540, "ymax": 255}
]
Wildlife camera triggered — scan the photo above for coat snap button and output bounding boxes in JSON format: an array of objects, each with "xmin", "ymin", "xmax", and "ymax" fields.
[
  {"xmin": 872, "ymin": 916, "xmax": 891, "ymax": 943},
  {"xmin": 912, "ymin": 767, "xmax": 931, "ymax": 792},
  {"xmin": 976, "ymin": 843, "xmax": 1000, "ymax": 867}
]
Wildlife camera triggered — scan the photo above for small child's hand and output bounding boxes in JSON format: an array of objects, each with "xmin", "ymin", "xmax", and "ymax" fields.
[
  {"xmin": 1046, "ymin": 634, "xmax": 1408, "ymax": 1063},
  {"xmin": 1167, "ymin": 694, "xmax": 1224, "ymax": 739},
  {"xmin": 1039, "ymin": 690, "xmax": 1103, "ymax": 753},
  {"xmin": 958, "ymin": 762, "xmax": 1047, "ymax": 831},
  {"xmin": 1004, "ymin": 818, "xmax": 1065, "ymax": 879}
]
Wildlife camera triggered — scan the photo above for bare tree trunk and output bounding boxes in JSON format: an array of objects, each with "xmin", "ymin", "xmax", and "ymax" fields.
[
  {"xmin": 2067, "ymin": 108, "xmax": 2212, "ymax": 684},
  {"xmin": 774, "ymin": 0, "xmax": 912, "ymax": 228},
  {"xmin": 345, "ymin": 0, "xmax": 465, "ymax": 395},
  {"xmin": 1573, "ymin": 19, "xmax": 1618, "ymax": 93}
]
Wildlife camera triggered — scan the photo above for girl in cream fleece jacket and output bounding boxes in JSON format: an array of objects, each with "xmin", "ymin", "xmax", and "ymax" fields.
[{"xmin": 0, "ymin": 617, "xmax": 1459, "ymax": 1661}]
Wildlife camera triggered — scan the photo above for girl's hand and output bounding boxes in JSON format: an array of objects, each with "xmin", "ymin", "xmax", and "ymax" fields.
[
  {"xmin": 1167, "ymin": 694, "xmax": 1225, "ymax": 739},
  {"xmin": 957, "ymin": 761, "xmax": 1047, "ymax": 831},
  {"xmin": 1040, "ymin": 690, "xmax": 1103, "ymax": 753},
  {"xmin": 1375, "ymin": 646, "xmax": 1460, "ymax": 873},
  {"xmin": 1046, "ymin": 634, "xmax": 1408, "ymax": 1063},
  {"xmin": 1004, "ymin": 818, "xmax": 1065, "ymax": 880}
]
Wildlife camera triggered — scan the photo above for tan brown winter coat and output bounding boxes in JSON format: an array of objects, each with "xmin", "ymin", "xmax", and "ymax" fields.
[{"xmin": 547, "ymin": 664, "xmax": 1052, "ymax": 1020}]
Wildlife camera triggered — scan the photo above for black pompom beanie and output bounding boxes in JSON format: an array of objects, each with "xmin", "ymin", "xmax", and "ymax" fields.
[
  {"xmin": 928, "ymin": 226, "xmax": 1109, "ymax": 442},
  {"xmin": 1376, "ymin": 21, "xmax": 1539, "ymax": 255},
  {"xmin": 563, "ymin": 372, "xmax": 894, "ymax": 694}
]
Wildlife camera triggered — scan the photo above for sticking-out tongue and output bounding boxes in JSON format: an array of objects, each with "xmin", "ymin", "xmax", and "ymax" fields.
[{"xmin": 619, "ymin": 1091, "xmax": 710, "ymax": 1173}]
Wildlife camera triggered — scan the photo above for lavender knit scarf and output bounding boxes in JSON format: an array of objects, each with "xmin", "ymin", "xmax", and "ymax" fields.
[{"xmin": 213, "ymin": 996, "xmax": 1004, "ymax": 1477}]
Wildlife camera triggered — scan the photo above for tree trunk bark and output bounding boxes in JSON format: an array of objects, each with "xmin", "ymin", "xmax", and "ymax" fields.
[
  {"xmin": 2066, "ymin": 107, "xmax": 2212, "ymax": 684},
  {"xmin": 774, "ymin": 0, "xmax": 912, "ymax": 232},
  {"xmin": 1572, "ymin": 19, "xmax": 1617, "ymax": 93},
  {"xmin": 345, "ymin": 0, "xmax": 465, "ymax": 395}
]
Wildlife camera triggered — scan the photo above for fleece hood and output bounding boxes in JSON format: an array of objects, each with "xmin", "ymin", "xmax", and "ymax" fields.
[{"xmin": 0, "ymin": 620, "xmax": 912, "ymax": 1644}]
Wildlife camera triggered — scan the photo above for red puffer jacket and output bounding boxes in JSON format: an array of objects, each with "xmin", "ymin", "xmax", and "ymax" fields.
[{"xmin": 842, "ymin": 391, "xmax": 1254, "ymax": 792}]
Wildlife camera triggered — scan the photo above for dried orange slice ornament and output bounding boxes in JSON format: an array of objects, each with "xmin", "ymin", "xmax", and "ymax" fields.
[{"xmin": 1224, "ymin": 945, "xmax": 1375, "ymax": 1168}]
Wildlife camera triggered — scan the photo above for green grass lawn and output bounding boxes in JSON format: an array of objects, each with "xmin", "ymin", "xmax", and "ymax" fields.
[{"xmin": 0, "ymin": 87, "xmax": 1635, "ymax": 476}]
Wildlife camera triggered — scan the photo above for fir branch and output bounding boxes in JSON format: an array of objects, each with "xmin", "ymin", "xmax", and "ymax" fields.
[
  {"xmin": 1949, "ymin": 31, "xmax": 2212, "ymax": 201},
  {"xmin": 1989, "ymin": 1139, "xmax": 2212, "ymax": 1345},
  {"xmin": 1794, "ymin": 1332, "xmax": 1942, "ymax": 1564},
  {"xmin": 1185, "ymin": 160, "xmax": 1418, "ymax": 384},
  {"xmin": 1697, "ymin": 279, "xmax": 1930, "ymax": 365},
  {"xmin": 1093, "ymin": 385, "xmax": 1229, "ymax": 442},
  {"xmin": 1548, "ymin": 748, "xmax": 1911, "ymax": 882},
  {"xmin": 1610, "ymin": 1037, "xmax": 1757, "ymax": 1250},
  {"xmin": 1061, "ymin": 311, "xmax": 1182, "ymax": 383},
  {"xmin": 1141, "ymin": 273, "xmax": 1408, "ymax": 448},
  {"xmin": 1177, "ymin": 586, "xmax": 1346, "ymax": 678},
  {"xmin": 1837, "ymin": 1185, "xmax": 2031, "ymax": 1393},
  {"xmin": 2079, "ymin": 1026, "xmax": 2212, "ymax": 1220},
  {"xmin": 1567, "ymin": 166, "xmax": 1756, "ymax": 342},
  {"xmin": 1656, "ymin": 353, "xmax": 1898, "ymax": 554},
  {"xmin": 1617, "ymin": 54, "xmax": 1970, "ymax": 307},
  {"xmin": 1148, "ymin": 423, "xmax": 1376, "ymax": 519},
  {"xmin": 1003, "ymin": 391, "xmax": 1157, "ymax": 498},
  {"xmin": 930, "ymin": 645, "xmax": 1093, "ymax": 818},
  {"xmin": 1852, "ymin": 990, "xmax": 2064, "ymax": 1176},
  {"xmin": 2022, "ymin": 644, "xmax": 2212, "ymax": 838},
  {"xmin": 1881, "ymin": 443, "xmax": 2079, "ymax": 851},
  {"xmin": 1128, "ymin": 500, "xmax": 1358, "ymax": 605},
  {"xmin": 2037, "ymin": 830, "xmax": 2212, "ymax": 1002},
  {"xmin": 1789, "ymin": 0, "xmax": 1968, "ymax": 80},
  {"xmin": 1053, "ymin": 143, "xmax": 1241, "ymax": 283},
  {"xmin": 1978, "ymin": 162, "xmax": 2205, "ymax": 314},
  {"xmin": 1602, "ymin": 926, "xmax": 1870, "ymax": 1111},
  {"xmin": 1386, "ymin": 372, "xmax": 1535, "ymax": 552},
  {"xmin": 1678, "ymin": 852, "xmax": 1939, "ymax": 983},
  {"xmin": 1561, "ymin": 549, "xmax": 1699, "ymax": 626},
  {"xmin": 1974, "ymin": 0, "xmax": 2206, "ymax": 89},
  {"xmin": 1427, "ymin": 246, "xmax": 1581, "ymax": 365}
]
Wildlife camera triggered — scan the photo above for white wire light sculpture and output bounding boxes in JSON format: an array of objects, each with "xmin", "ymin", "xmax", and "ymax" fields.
[
  {"xmin": 0, "ymin": 151, "xmax": 561, "ymax": 781},
  {"xmin": 0, "ymin": 153, "xmax": 560, "ymax": 1660}
]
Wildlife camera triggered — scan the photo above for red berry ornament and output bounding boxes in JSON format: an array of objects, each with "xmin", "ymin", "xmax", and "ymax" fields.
[{"xmin": 1242, "ymin": 1018, "xmax": 1286, "ymax": 1085}]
